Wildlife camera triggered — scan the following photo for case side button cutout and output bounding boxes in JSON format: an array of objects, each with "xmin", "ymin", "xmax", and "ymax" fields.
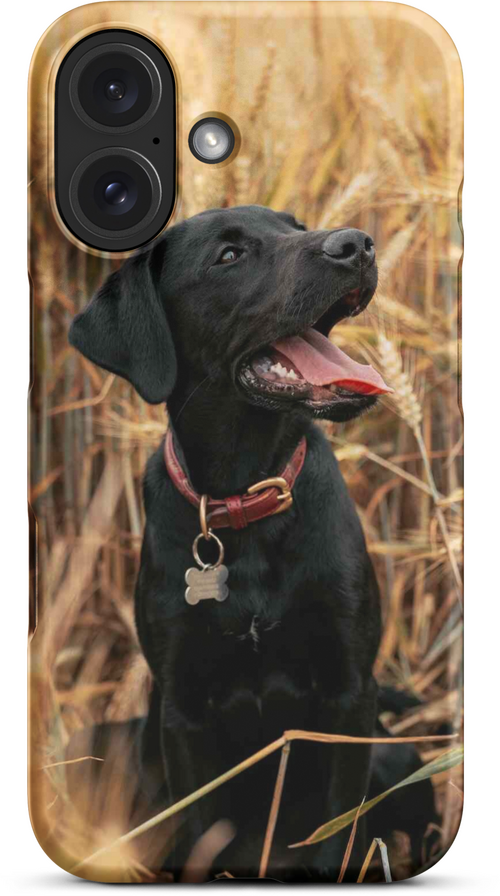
[
  {"xmin": 24, "ymin": 368, "xmax": 38, "ymax": 647},
  {"xmin": 24, "ymin": 502, "xmax": 38, "ymax": 643},
  {"xmin": 24, "ymin": 269, "xmax": 38, "ymax": 647}
]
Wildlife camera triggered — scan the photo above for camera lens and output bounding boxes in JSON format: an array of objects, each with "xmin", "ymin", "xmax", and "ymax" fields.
[
  {"xmin": 105, "ymin": 80, "xmax": 126, "ymax": 101},
  {"xmin": 104, "ymin": 182, "xmax": 127, "ymax": 206},
  {"xmin": 87, "ymin": 164, "xmax": 142, "ymax": 226},
  {"xmin": 70, "ymin": 44, "xmax": 161, "ymax": 132},
  {"xmin": 103, "ymin": 181, "xmax": 129, "ymax": 207},
  {"xmin": 189, "ymin": 118, "xmax": 235, "ymax": 164},
  {"xmin": 92, "ymin": 170, "xmax": 138, "ymax": 219},
  {"xmin": 69, "ymin": 148, "xmax": 162, "ymax": 239}
]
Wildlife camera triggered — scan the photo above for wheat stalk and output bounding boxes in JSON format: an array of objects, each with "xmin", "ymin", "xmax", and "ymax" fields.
[
  {"xmin": 377, "ymin": 335, "xmax": 423, "ymax": 429},
  {"xmin": 375, "ymin": 293, "xmax": 428, "ymax": 332},
  {"xmin": 377, "ymin": 335, "xmax": 463, "ymax": 608},
  {"xmin": 234, "ymin": 156, "xmax": 252, "ymax": 206},
  {"xmin": 359, "ymin": 87, "xmax": 420, "ymax": 157},
  {"xmin": 248, "ymin": 41, "xmax": 276, "ymax": 126},
  {"xmin": 319, "ymin": 172, "xmax": 378, "ymax": 229},
  {"xmin": 377, "ymin": 215, "xmax": 423, "ymax": 279}
]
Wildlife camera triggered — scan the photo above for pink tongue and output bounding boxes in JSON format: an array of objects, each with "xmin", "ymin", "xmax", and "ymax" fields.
[{"xmin": 271, "ymin": 328, "xmax": 392, "ymax": 395}]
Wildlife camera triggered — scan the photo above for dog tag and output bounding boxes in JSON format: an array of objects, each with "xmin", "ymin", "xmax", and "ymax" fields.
[
  {"xmin": 185, "ymin": 529, "xmax": 229, "ymax": 605},
  {"xmin": 185, "ymin": 565, "xmax": 229, "ymax": 605}
]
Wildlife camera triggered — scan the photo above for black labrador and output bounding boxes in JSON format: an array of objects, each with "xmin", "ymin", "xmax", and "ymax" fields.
[{"xmin": 69, "ymin": 205, "xmax": 422, "ymax": 880}]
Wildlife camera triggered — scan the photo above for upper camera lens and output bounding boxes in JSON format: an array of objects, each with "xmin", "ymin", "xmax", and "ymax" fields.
[
  {"xmin": 70, "ymin": 44, "xmax": 161, "ymax": 132},
  {"xmin": 105, "ymin": 80, "xmax": 126, "ymax": 101}
]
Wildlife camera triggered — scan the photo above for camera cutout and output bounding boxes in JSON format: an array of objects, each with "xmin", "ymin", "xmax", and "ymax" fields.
[
  {"xmin": 189, "ymin": 118, "xmax": 235, "ymax": 164},
  {"xmin": 55, "ymin": 30, "xmax": 175, "ymax": 252}
]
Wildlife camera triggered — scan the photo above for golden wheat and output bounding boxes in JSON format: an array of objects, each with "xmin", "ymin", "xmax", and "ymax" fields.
[{"xmin": 377, "ymin": 334, "xmax": 423, "ymax": 430}]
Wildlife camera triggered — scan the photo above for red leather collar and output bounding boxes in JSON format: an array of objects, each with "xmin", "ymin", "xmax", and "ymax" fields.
[{"xmin": 164, "ymin": 431, "xmax": 307, "ymax": 531}]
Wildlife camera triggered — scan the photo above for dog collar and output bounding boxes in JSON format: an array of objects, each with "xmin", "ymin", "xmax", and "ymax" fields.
[{"xmin": 164, "ymin": 430, "xmax": 307, "ymax": 531}]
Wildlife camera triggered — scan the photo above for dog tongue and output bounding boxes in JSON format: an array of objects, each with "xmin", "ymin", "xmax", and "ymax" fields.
[{"xmin": 271, "ymin": 328, "xmax": 392, "ymax": 395}]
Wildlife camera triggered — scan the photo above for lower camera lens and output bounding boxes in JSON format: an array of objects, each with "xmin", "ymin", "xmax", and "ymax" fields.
[
  {"xmin": 96, "ymin": 175, "xmax": 136, "ymax": 216},
  {"xmin": 189, "ymin": 118, "xmax": 235, "ymax": 164},
  {"xmin": 70, "ymin": 44, "xmax": 161, "ymax": 132},
  {"xmin": 69, "ymin": 148, "xmax": 162, "ymax": 239}
]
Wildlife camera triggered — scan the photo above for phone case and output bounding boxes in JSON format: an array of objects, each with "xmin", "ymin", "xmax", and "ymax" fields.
[{"xmin": 28, "ymin": 1, "xmax": 463, "ymax": 883}]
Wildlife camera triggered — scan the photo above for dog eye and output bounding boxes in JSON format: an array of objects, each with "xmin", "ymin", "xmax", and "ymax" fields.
[{"xmin": 217, "ymin": 247, "xmax": 242, "ymax": 265}]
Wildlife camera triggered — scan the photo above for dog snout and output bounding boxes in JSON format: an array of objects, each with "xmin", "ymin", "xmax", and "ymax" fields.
[{"xmin": 322, "ymin": 228, "xmax": 375, "ymax": 269}]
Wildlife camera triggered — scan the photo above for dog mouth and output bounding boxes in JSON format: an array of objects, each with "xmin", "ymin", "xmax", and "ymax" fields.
[{"xmin": 237, "ymin": 288, "xmax": 392, "ymax": 412}]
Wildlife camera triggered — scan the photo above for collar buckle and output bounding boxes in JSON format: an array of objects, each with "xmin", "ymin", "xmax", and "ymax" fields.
[{"xmin": 246, "ymin": 476, "xmax": 293, "ymax": 515}]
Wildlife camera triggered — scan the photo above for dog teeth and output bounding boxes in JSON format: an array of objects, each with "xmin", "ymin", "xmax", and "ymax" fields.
[
  {"xmin": 253, "ymin": 356, "xmax": 303, "ymax": 384},
  {"xmin": 269, "ymin": 362, "xmax": 300, "ymax": 381}
]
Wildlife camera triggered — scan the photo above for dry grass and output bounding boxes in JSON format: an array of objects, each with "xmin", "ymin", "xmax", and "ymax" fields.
[{"xmin": 28, "ymin": 1, "xmax": 463, "ymax": 882}]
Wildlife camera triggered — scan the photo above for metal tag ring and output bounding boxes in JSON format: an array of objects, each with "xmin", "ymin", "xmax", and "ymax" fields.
[
  {"xmin": 192, "ymin": 530, "xmax": 225, "ymax": 570},
  {"xmin": 199, "ymin": 494, "xmax": 210, "ymax": 540}
]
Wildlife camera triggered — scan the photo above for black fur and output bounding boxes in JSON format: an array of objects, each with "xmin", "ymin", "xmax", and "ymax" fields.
[{"xmin": 69, "ymin": 206, "xmax": 431, "ymax": 880}]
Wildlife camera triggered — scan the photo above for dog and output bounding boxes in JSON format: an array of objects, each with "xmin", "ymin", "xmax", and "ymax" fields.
[{"xmin": 69, "ymin": 205, "xmax": 408, "ymax": 880}]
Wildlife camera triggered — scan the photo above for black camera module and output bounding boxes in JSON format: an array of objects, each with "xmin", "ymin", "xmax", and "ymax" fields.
[
  {"xmin": 56, "ymin": 30, "xmax": 175, "ymax": 251},
  {"xmin": 70, "ymin": 43, "xmax": 161, "ymax": 133}
]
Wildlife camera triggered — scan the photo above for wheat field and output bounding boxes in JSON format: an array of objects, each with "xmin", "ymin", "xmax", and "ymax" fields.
[{"xmin": 28, "ymin": 1, "xmax": 463, "ymax": 881}]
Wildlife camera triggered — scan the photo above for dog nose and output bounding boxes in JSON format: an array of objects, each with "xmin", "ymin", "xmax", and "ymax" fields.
[{"xmin": 322, "ymin": 229, "xmax": 375, "ymax": 268}]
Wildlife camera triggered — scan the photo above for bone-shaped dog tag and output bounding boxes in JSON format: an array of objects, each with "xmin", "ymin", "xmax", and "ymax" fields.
[
  {"xmin": 185, "ymin": 565, "xmax": 229, "ymax": 605},
  {"xmin": 185, "ymin": 527, "xmax": 229, "ymax": 606}
]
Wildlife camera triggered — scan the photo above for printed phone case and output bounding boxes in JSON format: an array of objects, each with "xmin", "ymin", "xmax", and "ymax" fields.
[{"xmin": 28, "ymin": 1, "xmax": 463, "ymax": 883}]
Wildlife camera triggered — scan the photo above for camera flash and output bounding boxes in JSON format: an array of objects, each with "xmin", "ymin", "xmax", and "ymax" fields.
[{"xmin": 189, "ymin": 118, "xmax": 235, "ymax": 164}]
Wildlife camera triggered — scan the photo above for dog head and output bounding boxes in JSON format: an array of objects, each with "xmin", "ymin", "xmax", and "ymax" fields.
[{"xmin": 70, "ymin": 205, "xmax": 390, "ymax": 422}]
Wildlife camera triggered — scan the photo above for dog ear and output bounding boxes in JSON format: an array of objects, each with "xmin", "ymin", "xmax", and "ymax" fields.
[{"xmin": 69, "ymin": 244, "xmax": 176, "ymax": 404}]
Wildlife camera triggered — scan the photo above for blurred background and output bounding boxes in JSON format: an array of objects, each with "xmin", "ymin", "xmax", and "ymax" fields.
[{"xmin": 28, "ymin": 1, "xmax": 463, "ymax": 881}]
